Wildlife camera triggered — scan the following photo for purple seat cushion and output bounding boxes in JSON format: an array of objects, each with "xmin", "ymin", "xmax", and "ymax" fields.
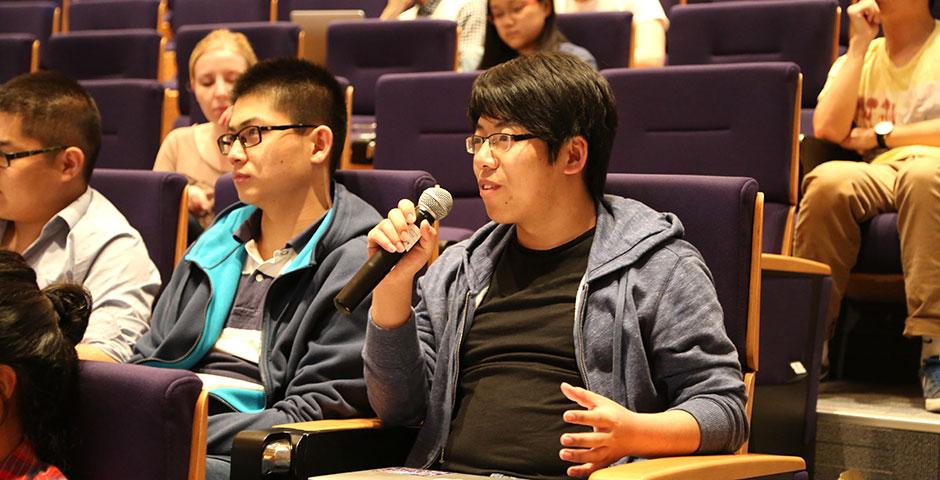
[
  {"xmin": 81, "ymin": 79, "xmax": 164, "ymax": 170},
  {"xmin": 44, "ymin": 29, "xmax": 162, "ymax": 79},
  {"xmin": 556, "ymin": 12, "xmax": 632, "ymax": 70},
  {"xmin": 0, "ymin": 2, "xmax": 56, "ymax": 42},
  {"xmin": 68, "ymin": 0, "xmax": 160, "ymax": 30},
  {"xmin": 0, "ymin": 34, "xmax": 35, "ymax": 83},
  {"xmin": 70, "ymin": 361, "xmax": 202, "ymax": 480},
  {"xmin": 171, "ymin": 0, "xmax": 270, "ymax": 31},
  {"xmin": 854, "ymin": 212, "xmax": 901, "ymax": 274}
]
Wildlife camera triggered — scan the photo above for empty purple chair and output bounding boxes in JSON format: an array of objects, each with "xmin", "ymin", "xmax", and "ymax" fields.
[
  {"xmin": 214, "ymin": 169, "xmax": 438, "ymax": 217},
  {"xmin": 327, "ymin": 19, "xmax": 457, "ymax": 118},
  {"xmin": 67, "ymin": 0, "xmax": 161, "ymax": 31},
  {"xmin": 175, "ymin": 21, "xmax": 301, "ymax": 124},
  {"xmin": 556, "ymin": 11, "xmax": 632, "ymax": 70},
  {"xmin": 0, "ymin": 2, "xmax": 57, "ymax": 45},
  {"xmin": 90, "ymin": 169, "xmax": 188, "ymax": 285},
  {"xmin": 666, "ymin": 0, "xmax": 839, "ymax": 135},
  {"xmin": 603, "ymin": 62, "xmax": 800, "ymax": 254},
  {"xmin": 0, "ymin": 34, "xmax": 37, "ymax": 83},
  {"xmin": 171, "ymin": 0, "xmax": 271, "ymax": 32},
  {"xmin": 374, "ymin": 71, "xmax": 482, "ymax": 242},
  {"xmin": 44, "ymin": 29, "xmax": 162, "ymax": 79},
  {"xmin": 277, "ymin": 0, "xmax": 385, "ymax": 18},
  {"xmin": 69, "ymin": 361, "xmax": 206, "ymax": 480},
  {"xmin": 81, "ymin": 79, "xmax": 165, "ymax": 170}
]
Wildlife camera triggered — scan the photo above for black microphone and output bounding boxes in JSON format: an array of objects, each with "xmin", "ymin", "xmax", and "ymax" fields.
[{"xmin": 334, "ymin": 186, "xmax": 453, "ymax": 315}]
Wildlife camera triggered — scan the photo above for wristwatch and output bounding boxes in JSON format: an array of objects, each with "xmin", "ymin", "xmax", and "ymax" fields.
[{"xmin": 874, "ymin": 121, "xmax": 894, "ymax": 149}]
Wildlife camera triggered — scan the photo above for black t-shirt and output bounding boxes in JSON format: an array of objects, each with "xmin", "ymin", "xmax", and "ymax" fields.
[{"xmin": 440, "ymin": 228, "xmax": 595, "ymax": 480}]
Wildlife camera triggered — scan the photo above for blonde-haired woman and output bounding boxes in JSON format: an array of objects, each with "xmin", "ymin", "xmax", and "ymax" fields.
[{"xmin": 154, "ymin": 29, "xmax": 258, "ymax": 233}]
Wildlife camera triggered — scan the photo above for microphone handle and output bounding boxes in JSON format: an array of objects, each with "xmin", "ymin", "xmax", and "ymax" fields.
[{"xmin": 333, "ymin": 208, "xmax": 433, "ymax": 315}]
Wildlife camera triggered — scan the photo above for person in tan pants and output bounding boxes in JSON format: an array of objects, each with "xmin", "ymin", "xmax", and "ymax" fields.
[{"xmin": 794, "ymin": 0, "xmax": 940, "ymax": 410}]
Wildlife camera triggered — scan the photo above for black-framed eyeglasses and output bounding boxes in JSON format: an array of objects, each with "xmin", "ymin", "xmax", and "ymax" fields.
[
  {"xmin": 465, "ymin": 133, "xmax": 538, "ymax": 155},
  {"xmin": 0, "ymin": 145, "xmax": 67, "ymax": 168},
  {"xmin": 217, "ymin": 124, "xmax": 317, "ymax": 155}
]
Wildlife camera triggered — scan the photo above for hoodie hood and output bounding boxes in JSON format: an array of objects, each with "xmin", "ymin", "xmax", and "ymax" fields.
[{"xmin": 456, "ymin": 194, "xmax": 685, "ymax": 291}]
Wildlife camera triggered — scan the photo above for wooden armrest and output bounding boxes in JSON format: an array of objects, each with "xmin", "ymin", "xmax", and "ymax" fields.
[
  {"xmin": 761, "ymin": 253, "xmax": 831, "ymax": 276},
  {"xmin": 274, "ymin": 417, "xmax": 383, "ymax": 431},
  {"xmin": 589, "ymin": 453, "xmax": 806, "ymax": 480}
]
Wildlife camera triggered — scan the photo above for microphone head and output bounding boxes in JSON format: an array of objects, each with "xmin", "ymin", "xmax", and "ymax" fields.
[{"xmin": 418, "ymin": 186, "xmax": 453, "ymax": 221}]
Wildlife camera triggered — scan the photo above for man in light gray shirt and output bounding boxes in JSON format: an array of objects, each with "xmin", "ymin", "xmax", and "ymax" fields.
[{"xmin": 0, "ymin": 71, "xmax": 160, "ymax": 362}]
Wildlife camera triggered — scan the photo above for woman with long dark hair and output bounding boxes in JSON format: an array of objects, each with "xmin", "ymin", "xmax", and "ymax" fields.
[
  {"xmin": 0, "ymin": 250, "xmax": 90, "ymax": 479},
  {"xmin": 477, "ymin": 0, "xmax": 597, "ymax": 70}
]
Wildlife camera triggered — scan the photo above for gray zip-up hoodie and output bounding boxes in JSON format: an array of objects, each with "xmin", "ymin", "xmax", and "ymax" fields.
[{"xmin": 363, "ymin": 194, "xmax": 749, "ymax": 469}]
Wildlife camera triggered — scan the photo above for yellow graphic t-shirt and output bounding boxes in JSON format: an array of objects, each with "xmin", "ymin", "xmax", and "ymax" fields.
[{"xmin": 818, "ymin": 20, "xmax": 940, "ymax": 163}]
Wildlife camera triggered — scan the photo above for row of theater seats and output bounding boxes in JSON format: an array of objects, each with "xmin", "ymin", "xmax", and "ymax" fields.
[{"xmin": 75, "ymin": 168, "xmax": 823, "ymax": 480}]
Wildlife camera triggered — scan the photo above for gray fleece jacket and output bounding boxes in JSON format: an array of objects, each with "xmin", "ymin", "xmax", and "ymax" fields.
[{"xmin": 363, "ymin": 194, "xmax": 748, "ymax": 469}]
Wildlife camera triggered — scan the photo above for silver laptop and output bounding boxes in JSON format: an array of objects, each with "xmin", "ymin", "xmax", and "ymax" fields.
[
  {"xmin": 312, "ymin": 467, "xmax": 521, "ymax": 480},
  {"xmin": 290, "ymin": 9, "xmax": 366, "ymax": 66}
]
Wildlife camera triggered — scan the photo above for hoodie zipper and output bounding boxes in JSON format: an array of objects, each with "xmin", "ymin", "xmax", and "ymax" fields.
[
  {"xmin": 432, "ymin": 290, "xmax": 474, "ymax": 468},
  {"xmin": 573, "ymin": 278, "xmax": 592, "ymax": 391}
]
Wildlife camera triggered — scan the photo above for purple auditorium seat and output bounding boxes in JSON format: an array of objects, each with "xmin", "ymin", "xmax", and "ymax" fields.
[
  {"xmin": 175, "ymin": 22, "xmax": 301, "ymax": 124},
  {"xmin": 374, "ymin": 71, "xmax": 482, "ymax": 242},
  {"xmin": 214, "ymin": 169, "xmax": 438, "ymax": 218},
  {"xmin": 0, "ymin": 34, "xmax": 37, "ymax": 83},
  {"xmin": 667, "ymin": 0, "xmax": 839, "ymax": 136},
  {"xmin": 171, "ymin": 0, "xmax": 270, "ymax": 32},
  {"xmin": 69, "ymin": 361, "xmax": 205, "ymax": 480},
  {"xmin": 556, "ymin": 12, "xmax": 632, "ymax": 70},
  {"xmin": 90, "ymin": 169, "xmax": 188, "ymax": 286},
  {"xmin": 0, "ymin": 2, "xmax": 57, "ymax": 45},
  {"xmin": 44, "ymin": 29, "xmax": 162, "ymax": 79},
  {"xmin": 81, "ymin": 79, "xmax": 165, "ymax": 170},
  {"xmin": 603, "ymin": 62, "xmax": 800, "ymax": 254},
  {"xmin": 68, "ymin": 0, "xmax": 161, "ymax": 30},
  {"xmin": 327, "ymin": 19, "xmax": 457, "ymax": 118},
  {"xmin": 277, "ymin": 0, "xmax": 385, "ymax": 18}
]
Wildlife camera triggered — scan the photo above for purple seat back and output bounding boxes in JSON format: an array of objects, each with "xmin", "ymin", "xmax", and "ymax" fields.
[
  {"xmin": 374, "ymin": 71, "xmax": 483, "ymax": 241},
  {"xmin": 602, "ymin": 62, "xmax": 799, "ymax": 254},
  {"xmin": 327, "ymin": 19, "xmax": 457, "ymax": 116},
  {"xmin": 171, "ymin": 0, "xmax": 270, "ymax": 31},
  {"xmin": 0, "ymin": 34, "xmax": 35, "ymax": 83},
  {"xmin": 213, "ymin": 169, "xmax": 438, "ymax": 217},
  {"xmin": 0, "ymin": 2, "xmax": 56, "ymax": 43},
  {"xmin": 605, "ymin": 173, "xmax": 759, "ymax": 371},
  {"xmin": 69, "ymin": 361, "xmax": 201, "ymax": 480},
  {"xmin": 278, "ymin": 0, "xmax": 385, "ymax": 18},
  {"xmin": 68, "ymin": 0, "xmax": 160, "ymax": 30},
  {"xmin": 89, "ymin": 169, "xmax": 186, "ymax": 284},
  {"xmin": 176, "ymin": 21, "xmax": 301, "ymax": 120},
  {"xmin": 81, "ymin": 79, "xmax": 164, "ymax": 170},
  {"xmin": 667, "ymin": 0, "xmax": 838, "ymax": 109},
  {"xmin": 556, "ymin": 12, "xmax": 632, "ymax": 70},
  {"xmin": 44, "ymin": 29, "xmax": 162, "ymax": 79}
]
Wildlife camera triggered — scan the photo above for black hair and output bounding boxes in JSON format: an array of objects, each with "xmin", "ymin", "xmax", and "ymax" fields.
[
  {"xmin": 0, "ymin": 250, "xmax": 90, "ymax": 471},
  {"xmin": 0, "ymin": 71, "xmax": 102, "ymax": 182},
  {"xmin": 478, "ymin": 0, "xmax": 569, "ymax": 69},
  {"xmin": 231, "ymin": 58, "xmax": 347, "ymax": 176},
  {"xmin": 468, "ymin": 53, "xmax": 618, "ymax": 199}
]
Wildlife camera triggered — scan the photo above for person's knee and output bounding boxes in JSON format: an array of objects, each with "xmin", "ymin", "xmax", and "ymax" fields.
[
  {"xmin": 896, "ymin": 156, "xmax": 940, "ymax": 203},
  {"xmin": 801, "ymin": 161, "xmax": 867, "ymax": 208}
]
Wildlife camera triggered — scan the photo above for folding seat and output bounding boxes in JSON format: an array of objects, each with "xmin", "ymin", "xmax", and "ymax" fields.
[
  {"xmin": 276, "ymin": 0, "xmax": 385, "ymax": 19},
  {"xmin": 556, "ymin": 11, "xmax": 633, "ymax": 69},
  {"xmin": 326, "ymin": 19, "xmax": 457, "ymax": 121},
  {"xmin": 226, "ymin": 174, "xmax": 810, "ymax": 480},
  {"xmin": 69, "ymin": 361, "xmax": 208, "ymax": 480},
  {"xmin": 89, "ymin": 169, "xmax": 189, "ymax": 287},
  {"xmin": 81, "ymin": 79, "xmax": 168, "ymax": 170},
  {"xmin": 373, "ymin": 71, "xmax": 482, "ymax": 242},
  {"xmin": 174, "ymin": 21, "xmax": 301, "ymax": 125},
  {"xmin": 0, "ymin": 34, "xmax": 38, "ymax": 83},
  {"xmin": 44, "ymin": 28, "xmax": 163, "ymax": 79},
  {"xmin": 66, "ymin": 0, "xmax": 162, "ymax": 31},
  {"xmin": 603, "ymin": 63, "xmax": 832, "ymax": 473},
  {"xmin": 666, "ymin": 0, "xmax": 840, "ymax": 136},
  {"xmin": 0, "ymin": 1, "xmax": 59, "ymax": 46},
  {"xmin": 170, "ymin": 0, "xmax": 272, "ymax": 32}
]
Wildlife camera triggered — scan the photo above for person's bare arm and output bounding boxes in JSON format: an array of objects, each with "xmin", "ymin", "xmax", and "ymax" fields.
[
  {"xmin": 76, "ymin": 344, "xmax": 119, "ymax": 363},
  {"xmin": 631, "ymin": 19, "xmax": 666, "ymax": 68},
  {"xmin": 813, "ymin": 0, "xmax": 881, "ymax": 142}
]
